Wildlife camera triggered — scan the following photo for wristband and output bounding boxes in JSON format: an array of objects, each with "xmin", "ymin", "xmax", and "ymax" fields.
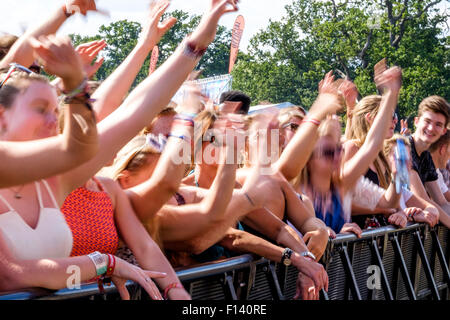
[
  {"xmin": 302, "ymin": 118, "xmax": 321, "ymax": 127},
  {"xmin": 173, "ymin": 118, "xmax": 195, "ymax": 127},
  {"xmin": 168, "ymin": 133, "xmax": 191, "ymax": 143},
  {"xmin": 105, "ymin": 254, "xmax": 116, "ymax": 277},
  {"xmin": 163, "ymin": 282, "xmax": 184, "ymax": 300},
  {"xmin": 178, "ymin": 112, "xmax": 197, "ymax": 119},
  {"xmin": 87, "ymin": 251, "xmax": 107, "ymax": 277},
  {"xmin": 180, "ymin": 39, "xmax": 207, "ymax": 60}
]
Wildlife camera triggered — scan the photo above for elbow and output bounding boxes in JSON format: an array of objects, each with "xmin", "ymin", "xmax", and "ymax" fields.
[
  {"xmin": 184, "ymin": 238, "xmax": 210, "ymax": 256},
  {"xmin": 159, "ymin": 179, "xmax": 181, "ymax": 199}
]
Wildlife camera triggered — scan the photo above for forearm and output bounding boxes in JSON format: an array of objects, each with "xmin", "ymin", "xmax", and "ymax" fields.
[
  {"xmin": 379, "ymin": 182, "xmax": 402, "ymax": 209},
  {"xmin": 92, "ymin": 43, "xmax": 152, "ymax": 122},
  {"xmin": 0, "ymin": 7, "xmax": 67, "ymax": 68},
  {"xmin": 59, "ymin": 45, "xmax": 203, "ymax": 193},
  {"xmin": 131, "ymin": 241, "xmax": 187, "ymax": 299},
  {"xmin": 129, "ymin": 129, "xmax": 192, "ymax": 219},
  {"xmin": 0, "ymin": 103, "xmax": 97, "ymax": 188},
  {"xmin": 0, "ymin": 251, "xmax": 97, "ymax": 292},
  {"xmin": 219, "ymin": 228, "xmax": 286, "ymax": 262}
]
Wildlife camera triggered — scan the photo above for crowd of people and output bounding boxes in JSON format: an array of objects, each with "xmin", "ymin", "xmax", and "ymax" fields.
[{"xmin": 0, "ymin": 0, "xmax": 448, "ymax": 301}]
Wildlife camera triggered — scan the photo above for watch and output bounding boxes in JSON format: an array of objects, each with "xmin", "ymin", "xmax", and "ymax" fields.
[
  {"xmin": 281, "ymin": 248, "xmax": 293, "ymax": 266},
  {"xmin": 300, "ymin": 251, "xmax": 316, "ymax": 261}
]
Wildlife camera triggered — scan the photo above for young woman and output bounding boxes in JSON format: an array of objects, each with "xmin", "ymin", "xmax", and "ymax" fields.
[
  {"xmin": 0, "ymin": 0, "xmax": 241, "ymax": 298},
  {"xmin": 294, "ymin": 67, "xmax": 405, "ymax": 236}
]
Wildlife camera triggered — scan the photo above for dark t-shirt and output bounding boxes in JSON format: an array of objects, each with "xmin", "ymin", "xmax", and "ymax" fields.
[{"xmin": 409, "ymin": 136, "xmax": 438, "ymax": 183}]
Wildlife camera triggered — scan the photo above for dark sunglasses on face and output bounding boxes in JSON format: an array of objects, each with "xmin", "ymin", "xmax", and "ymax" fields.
[
  {"xmin": 318, "ymin": 146, "xmax": 343, "ymax": 160},
  {"xmin": 0, "ymin": 63, "xmax": 34, "ymax": 89}
]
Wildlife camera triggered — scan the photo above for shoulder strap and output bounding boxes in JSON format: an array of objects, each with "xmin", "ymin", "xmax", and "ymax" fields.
[
  {"xmin": 34, "ymin": 181, "xmax": 44, "ymax": 209},
  {"xmin": 92, "ymin": 177, "xmax": 105, "ymax": 192},
  {"xmin": 41, "ymin": 180, "xmax": 59, "ymax": 208},
  {"xmin": 0, "ymin": 194, "xmax": 14, "ymax": 212}
]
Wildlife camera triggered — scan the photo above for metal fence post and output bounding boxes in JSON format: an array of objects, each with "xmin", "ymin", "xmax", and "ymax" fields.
[
  {"xmin": 414, "ymin": 230, "xmax": 440, "ymax": 300},
  {"xmin": 371, "ymin": 239, "xmax": 394, "ymax": 300},
  {"xmin": 340, "ymin": 245, "xmax": 361, "ymax": 300},
  {"xmin": 392, "ymin": 234, "xmax": 417, "ymax": 300}
]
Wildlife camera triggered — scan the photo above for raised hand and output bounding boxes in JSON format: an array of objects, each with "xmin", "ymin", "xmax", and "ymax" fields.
[
  {"xmin": 138, "ymin": 1, "xmax": 177, "ymax": 51},
  {"xmin": 400, "ymin": 119, "xmax": 411, "ymax": 136},
  {"xmin": 111, "ymin": 256, "xmax": 167, "ymax": 300},
  {"xmin": 374, "ymin": 59, "xmax": 402, "ymax": 94},
  {"xmin": 29, "ymin": 35, "xmax": 85, "ymax": 92},
  {"xmin": 339, "ymin": 79, "xmax": 359, "ymax": 115},
  {"xmin": 189, "ymin": 0, "xmax": 239, "ymax": 50},
  {"xmin": 66, "ymin": 0, "xmax": 98, "ymax": 16},
  {"xmin": 75, "ymin": 40, "xmax": 106, "ymax": 79}
]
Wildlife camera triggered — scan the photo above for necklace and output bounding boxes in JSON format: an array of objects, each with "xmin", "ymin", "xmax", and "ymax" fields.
[{"xmin": 9, "ymin": 185, "xmax": 25, "ymax": 199}]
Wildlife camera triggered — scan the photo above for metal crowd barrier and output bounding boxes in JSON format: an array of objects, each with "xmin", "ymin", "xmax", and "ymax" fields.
[{"xmin": 1, "ymin": 223, "xmax": 448, "ymax": 300}]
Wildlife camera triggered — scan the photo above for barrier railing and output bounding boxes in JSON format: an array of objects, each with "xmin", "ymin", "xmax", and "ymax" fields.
[{"xmin": 1, "ymin": 223, "xmax": 448, "ymax": 300}]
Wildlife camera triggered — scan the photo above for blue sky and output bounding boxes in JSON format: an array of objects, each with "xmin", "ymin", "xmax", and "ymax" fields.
[{"xmin": 0, "ymin": 0, "xmax": 294, "ymax": 52}]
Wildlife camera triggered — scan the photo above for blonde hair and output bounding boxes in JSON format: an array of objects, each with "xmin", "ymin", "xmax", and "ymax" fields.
[
  {"xmin": 278, "ymin": 106, "xmax": 305, "ymax": 128},
  {"xmin": 349, "ymin": 95, "xmax": 391, "ymax": 188},
  {"xmin": 108, "ymin": 134, "xmax": 161, "ymax": 181}
]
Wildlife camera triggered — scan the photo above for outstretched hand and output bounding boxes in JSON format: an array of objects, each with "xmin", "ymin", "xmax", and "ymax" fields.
[
  {"xmin": 75, "ymin": 40, "xmax": 106, "ymax": 79},
  {"xmin": 139, "ymin": 1, "xmax": 177, "ymax": 51},
  {"xmin": 29, "ymin": 35, "xmax": 85, "ymax": 92},
  {"xmin": 189, "ymin": 0, "xmax": 239, "ymax": 50},
  {"xmin": 374, "ymin": 59, "xmax": 402, "ymax": 94},
  {"xmin": 66, "ymin": 0, "xmax": 98, "ymax": 16}
]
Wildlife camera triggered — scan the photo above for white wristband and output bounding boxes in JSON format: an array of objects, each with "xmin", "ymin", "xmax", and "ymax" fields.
[{"xmin": 87, "ymin": 251, "xmax": 107, "ymax": 276}]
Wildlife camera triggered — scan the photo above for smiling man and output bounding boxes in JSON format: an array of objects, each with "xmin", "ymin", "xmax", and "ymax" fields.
[{"xmin": 408, "ymin": 95, "xmax": 450, "ymax": 225}]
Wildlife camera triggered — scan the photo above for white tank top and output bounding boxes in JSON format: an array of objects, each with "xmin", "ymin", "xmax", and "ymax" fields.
[{"xmin": 0, "ymin": 180, "xmax": 73, "ymax": 260}]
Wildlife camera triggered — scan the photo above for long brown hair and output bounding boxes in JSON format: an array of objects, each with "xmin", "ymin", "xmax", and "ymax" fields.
[{"xmin": 349, "ymin": 95, "xmax": 391, "ymax": 188}]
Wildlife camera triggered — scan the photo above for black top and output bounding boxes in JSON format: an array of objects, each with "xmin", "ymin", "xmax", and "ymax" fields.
[{"xmin": 409, "ymin": 136, "xmax": 438, "ymax": 183}]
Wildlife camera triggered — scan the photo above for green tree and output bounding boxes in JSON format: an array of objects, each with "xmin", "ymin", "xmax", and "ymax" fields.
[
  {"xmin": 70, "ymin": 10, "xmax": 232, "ymax": 88},
  {"xmin": 232, "ymin": 0, "xmax": 449, "ymax": 119}
]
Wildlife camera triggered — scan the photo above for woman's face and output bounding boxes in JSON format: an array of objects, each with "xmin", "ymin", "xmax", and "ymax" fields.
[
  {"xmin": 1, "ymin": 81, "xmax": 58, "ymax": 141},
  {"xmin": 367, "ymin": 111, "xmax": 398, "ymax": 139},
  {"xmin": 280, "ymin": 116, "xmax": 303, "ymax": 148},
  {"xmin": 121, "ymin": 153, "xmax": 161, "ymax": 188},
  {"xmin": 309, "ymin": 136, "xmax": 343, "ymax": 175}
]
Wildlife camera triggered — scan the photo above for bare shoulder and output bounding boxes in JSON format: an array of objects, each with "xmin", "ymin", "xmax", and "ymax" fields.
[
  {"xmin": 95, "ymin": 176, "xmax": 121, "ymax": 207},
  {"xmin": 343, "ymin": 139, "xmax": 360, "ymax": 161}
]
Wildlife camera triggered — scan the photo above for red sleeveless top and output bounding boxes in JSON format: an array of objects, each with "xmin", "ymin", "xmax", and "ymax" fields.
[{"xmin": 62, "ymin": 177, "xmax": 118, "ymax": 256}]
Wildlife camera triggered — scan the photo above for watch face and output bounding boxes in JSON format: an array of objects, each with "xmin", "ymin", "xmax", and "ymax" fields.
[{"xmin": 283, "ymin": 258, "xmax": 292, "ymax": 266}]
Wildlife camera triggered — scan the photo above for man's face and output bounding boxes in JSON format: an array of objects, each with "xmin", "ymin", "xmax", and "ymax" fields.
[{"xmin": 414, "ymin": 111, "xmax": 447, "ymax": 145}]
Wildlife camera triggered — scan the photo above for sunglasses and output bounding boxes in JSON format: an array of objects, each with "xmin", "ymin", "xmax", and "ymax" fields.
[
  {"xmin": 316, "ymin": 146, "xmax": 343, "ymax": 160},
  {"xmin": 0, "ymin": 63, "xmax": 34, "ymax": 89},
  {"xmin": 393, "ymin": 112, "xmax": 398, "ymax": 122},
  {"xmin": 282, "ymin": 122, "xmax": 300, "ymax": 132}
]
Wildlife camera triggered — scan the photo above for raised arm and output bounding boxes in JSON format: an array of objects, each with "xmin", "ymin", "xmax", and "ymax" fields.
[
  {"xmin": 274, "ymin": 72, "xmax": 344, "ymax": 181},
  {"xmin": 341, "ymin": 66, "xmax": 402, "ymax": 193},
  {"xmin": 92, "ymin": 2, "xmax": 177, "ymax": 121},
  {"xmin": 0, "ymin": 36, "xmax": 98, "ymax": 188},
  {"xmin": 57, "ymin": 0, "xmax": 240, "ymax": 200},
  {"xmin": 126, "ymin": 86, "xmax": 205, "ymax": 221},
  {"xmin": 0, "ymin": 0, "xmax": 99, "ymax": 69},
  {"xmin": 156, "ymin": 163, "xmax": 237, "ymax": 242}
]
